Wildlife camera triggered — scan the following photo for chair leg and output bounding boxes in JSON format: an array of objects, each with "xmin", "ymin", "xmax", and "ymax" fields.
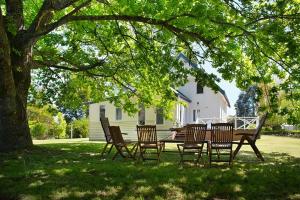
[
  {"xmin": 216, "ymin": 149, "xmax": 220, "ymax": 160},
  {"xmin": 233, "ymin": 137, "xmax": 245, "ymax": 160},
  {"xmin": 112, "ymin": 151, "xmax": 119, "ymax": 160},
  {"xmin": 139, "ymin": 147, "xmax": 145, "ymax": 161},
  {"xmin": 229, "ymin": 147, "xmax": 233, "ymax": 166},
  {"xmin": 249, "ymin": 141, "xmax": 264, "ymax": 161},
  {"xmin": 196, "ymin": 145, "xmax": 204, "ymax": 164},
  {"xmin": 100, "ymin": 143, "xmax": 109, "ymax": 158},
  {"xmin": 156, "ymin": 147, "xmax": 160, "ymax": 163},
  {"xmin": 208, "ymin": 144, "xmax": 212, "ymax": 167},
  {"xmin": 108, "ymin": 144, "xmax": 114, "ymax": 154},
  {"xmin": 177, "ymin": 144, "xmax": 183, "ymax": 165},
  {"xmin": 133, "ymin": 144, "xmax": 139, "ymax": 159}
]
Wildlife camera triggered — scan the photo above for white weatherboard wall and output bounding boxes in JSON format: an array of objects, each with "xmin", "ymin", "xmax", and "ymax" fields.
[
  {"xmin": 89, "ymin": 101, "xmax": 174, "ymax": 141},
  {"xmin": 178, "ymin": 78, "xmax": 228, "ymax": 123}
]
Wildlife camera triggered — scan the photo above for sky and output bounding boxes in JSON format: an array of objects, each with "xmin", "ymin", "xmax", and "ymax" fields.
[{"xmin": 202, "ymin": 62, "xmax": 241, "ymax": 116}]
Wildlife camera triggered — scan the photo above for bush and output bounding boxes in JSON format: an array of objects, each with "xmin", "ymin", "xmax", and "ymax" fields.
[
  {"xmin": 68, "ymin": 118, "xmax": 88, "ymax": 138},
  {"xmin": 28, "ymin": 105, "xmax": 67, "ymax": 139},
  {"xmin": 30, "ymin": 123, "xmax": 48, "ymax": 139},
  {"xmin": 262, "ymin": 130, "xmax": 300, "ymax": 138},
  {"xmin": 50, "ymin": 113, "xmax": 67, "ymax": 138}
]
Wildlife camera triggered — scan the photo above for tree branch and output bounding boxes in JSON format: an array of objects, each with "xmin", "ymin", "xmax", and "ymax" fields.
[
  {"xmin": 246, "ymin": 13, "xmax": 300, "ymax": 26},
  {"xmin": 28, "ymin": 0, "xmax": 90, "ymax": 35},
  {"xmin": 32, "ymin": 14, "xmax": 212, "ymax": 46},
  {"xmin": 32, "ymin": 58, "xmax": 106, "ymax": 72}
]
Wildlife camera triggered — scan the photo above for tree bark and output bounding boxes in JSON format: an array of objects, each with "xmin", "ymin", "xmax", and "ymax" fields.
[{"xmin": 0, "ymin": 8, "xmax": 32, "ymax": 152}]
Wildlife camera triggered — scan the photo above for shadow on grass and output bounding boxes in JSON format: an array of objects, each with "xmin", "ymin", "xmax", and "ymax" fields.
[{"xmin": 0, "ymin": 143, "xmax": 300, "ymax": 200}]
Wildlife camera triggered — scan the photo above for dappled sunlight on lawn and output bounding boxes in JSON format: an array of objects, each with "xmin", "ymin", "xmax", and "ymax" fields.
[{"xmin": 0, "ymin": 136, "xmax": 300, "ymax": 199}]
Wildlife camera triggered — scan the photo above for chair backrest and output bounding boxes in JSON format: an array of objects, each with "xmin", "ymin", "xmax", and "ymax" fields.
[
  {"xmin": 108, "ymin": 126, "xmax": 125, "ymax": 145},
  {"xmin": 184, "ymin": 124, "xmax": 207, "ymax": 145},
  {"xmin": 100, "ymin": 117, "xmax": 111, "ymax": 142},
  {"xmin": 137, "ymin": 125, "xmax": 157, "ymax": 144},
  {"xmin": 252, "ymin": 113, "xmax": 268, "ymax": 141},
  {"xmin": 211, "ymin": 123, "xmax": 234, "ymax": 143}
]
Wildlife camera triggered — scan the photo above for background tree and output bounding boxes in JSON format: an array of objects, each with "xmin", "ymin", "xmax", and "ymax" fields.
[
  {"xmin": 235, "ymin": 86, "xmax": 258, "ymax": 117},
  {"xmin": 0, "ymin": 1, "xmax": 299, "ymax": 152}
]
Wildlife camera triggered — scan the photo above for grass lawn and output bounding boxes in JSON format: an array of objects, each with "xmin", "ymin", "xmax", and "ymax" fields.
[{"xmin": 1, "ymin": 136, "xmax": 300, "ymax": 200}]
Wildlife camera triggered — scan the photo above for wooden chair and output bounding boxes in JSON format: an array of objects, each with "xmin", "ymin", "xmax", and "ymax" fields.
[
  {"xmin": 100, "ymin": 117, "xmax": 129, "ymax": 158},
  {"xmin": 100, "ymin": 117, "xmax": 114, "ymax": 158},
  {"xmin": 177, "ymin": 124, "xmax": 207, "ymax": 165},
  {"xmin": 137, "ymin": 125, "xmax": 163, "ymax": 162},
  {"xmin": 209, "ymin": 123, "xmax": 234, "ymax": 166},
  {"xmin": 233, "ymin": 113, "xmax": 268, "ymax": 161},
  {"xmin": 108, "ymin": 126, "xmax": 137, "ymax": 160}
]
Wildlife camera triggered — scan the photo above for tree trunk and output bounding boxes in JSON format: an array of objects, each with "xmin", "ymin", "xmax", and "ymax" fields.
[
  {"xmin": 0, "ymin": 57, "xmax": 33, "ymax": 152},
  {"xmin": 0, "ymin": 10, "xmax": 33, "ymax": 152}
]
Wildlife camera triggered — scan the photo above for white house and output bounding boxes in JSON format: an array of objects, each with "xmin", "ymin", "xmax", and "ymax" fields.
[{"xmin": 89, "ymin": 53, "xmax": 230, "ymax": 141}]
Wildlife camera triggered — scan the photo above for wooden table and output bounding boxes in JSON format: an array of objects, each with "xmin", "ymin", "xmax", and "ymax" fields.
[{"xmin": 159, "ymin": 129, "xmax": 256, "ymax": 152}]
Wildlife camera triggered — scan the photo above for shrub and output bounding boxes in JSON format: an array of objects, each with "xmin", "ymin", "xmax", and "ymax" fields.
[
  {"xmin": 28, "ymin": 105, "xmax": 67, "ymax": 139},
  {"xmin": 50, "ymin": 113, "xmax": 67, "ymax": 138},
  {"xmin": 30, "ymin": 123, "xmax": 48, "ymax": 139},
  {"xmin": 68, "ymin": 118, "xmax": 88, "ymax": 138}
]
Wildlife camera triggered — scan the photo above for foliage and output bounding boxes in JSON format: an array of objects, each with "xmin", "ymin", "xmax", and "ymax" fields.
[
  {"xmin": 67, "ymin": 118, "xmax": 89, "ymax": 138},
  {"xmin": 50, "ymin": 113, "xmax": 67, "ymax": 139},
  {"xmin": 30, "ymin": 123, "xmax": 48, "ymax": 140},
  {"xmin": 16, "ymin": 0, "xmax": 298, "ymax": 122},
  {"xmin": 235, "ymin": 86, "xmax": 258, "ymax": 117},
  {"xmin": 262, "ymin": 130, "xmax": 300, "ymax": 138},
  {"xmin": 27, "ymin": 105, "xmax": 67, "ymax": 139},
  {"xmin": 1, "ymin": 137, "xmax": 300, "ymax": 199}
]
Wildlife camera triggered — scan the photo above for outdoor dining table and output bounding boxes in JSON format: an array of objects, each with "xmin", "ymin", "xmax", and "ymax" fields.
[{"xmin": 159, "ymin": 128, "xmax": 256, "ymax": 152}]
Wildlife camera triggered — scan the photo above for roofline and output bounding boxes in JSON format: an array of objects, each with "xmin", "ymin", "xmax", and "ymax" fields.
[
  {"xmin": 178, "ymin": 53, "xmax": 231, "ymax": 108},
  {"xmin": 177, "ymin": 53, "xmax": 198, "ymax": 69},
  {"xmin": 218, "ymin": 88, "xmax": 231, "ymax": 107},
  {"xmin": 170, "ymin": 88, "xmax": 192, "ymax": 103}
]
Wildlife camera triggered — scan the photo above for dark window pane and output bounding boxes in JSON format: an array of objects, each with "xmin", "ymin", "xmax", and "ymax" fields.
[
  {"xmin": 138, "ymin": 105, "xmax": 145, "ymax": 125},
  {"xmin": 100, "ymin": 105, "xmax": 105, "ymax": 120},
  {"xmin": 193, "ymin": 110, "xmax": 196, "ymax": 121},
  {"xmin": 197, "ymin": 83, "xmax": 203, "ymax": 94},
  {"xmin": 116, "ymin": 108, "xmax": 122, "ymax": 120},
  {"xmin": 156, "ymin": 108, "xmax": 164, "ymax": 124}
]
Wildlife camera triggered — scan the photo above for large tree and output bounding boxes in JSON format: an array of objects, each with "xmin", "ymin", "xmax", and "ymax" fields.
[
  {"xmin": 0, "ymin": 0, "xmax": 299, "ymax": 152},
  {"xmin": 235, "ymin": 86, "xmax": 258, "ymax": 117}
]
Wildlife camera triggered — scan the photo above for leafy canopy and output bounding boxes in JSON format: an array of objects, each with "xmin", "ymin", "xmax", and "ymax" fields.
[{"xmin": 9, "ymin": 0, "xmax": 298, "ymax": 122}]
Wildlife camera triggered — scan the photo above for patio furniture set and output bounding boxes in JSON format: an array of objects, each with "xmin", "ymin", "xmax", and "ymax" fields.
[{"xmin": 100, "ymin": 114, "xmax": 268, "ymax": 166}]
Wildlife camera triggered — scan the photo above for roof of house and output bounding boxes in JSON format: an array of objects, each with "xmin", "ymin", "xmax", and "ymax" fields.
[
  {"xmin": 171, "ymin": 88, "xmax": 192, "ymax": 103},
  {"xmin": 177, "ymin": 53, "xmax": 231, "ymax": 107}
]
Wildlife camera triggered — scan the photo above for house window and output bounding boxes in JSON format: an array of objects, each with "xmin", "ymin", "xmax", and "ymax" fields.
[
  {"xmin": 193, "ymin": 109, "xmax": 200, "ymax": 122},
  {"xmin": 197, "ymin": 83, "xmax": 203, "ymax": 94},
  {"xmin": 99, "ymin": 105, "xmax": 105, "ymax": 120},
  {"xmin": 156, "ymin": 108, "xmax": 164, "ymax": 125},
  {"xmin": 193, "ymin": 110, "xmax": 196, "ymax": 122},
  {"xmin": 138, "ymin": 105, "xmax": 145, "ymax": 125},
  {"xmin": 116, "ymin": 108, "xmax": 122, "ymax": 120},
  {"xmin": 197, "ymin": 109, "xmax": 200, "ymax": 118}
]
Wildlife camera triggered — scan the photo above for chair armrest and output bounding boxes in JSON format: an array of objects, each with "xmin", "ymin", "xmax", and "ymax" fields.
[{"xmin": 121, "ymin": 132, "xmax": 128, "ymax": 135}]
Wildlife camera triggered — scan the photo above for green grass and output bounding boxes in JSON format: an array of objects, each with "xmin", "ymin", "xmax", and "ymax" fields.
[{"xmin": 1, "ymin": 136, "xmax": 300, "ymax": 200}]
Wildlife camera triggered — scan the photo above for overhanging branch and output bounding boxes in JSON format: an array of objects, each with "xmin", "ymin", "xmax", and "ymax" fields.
[{"xmin": 33, "ymin": 14, "xmax": 213, "ymax": 46}]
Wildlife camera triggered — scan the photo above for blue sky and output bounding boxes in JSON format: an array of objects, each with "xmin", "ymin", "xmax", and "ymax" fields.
[{"xmin": 202, "ymin": 62, "xmax": 241, "ymax": 116}]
